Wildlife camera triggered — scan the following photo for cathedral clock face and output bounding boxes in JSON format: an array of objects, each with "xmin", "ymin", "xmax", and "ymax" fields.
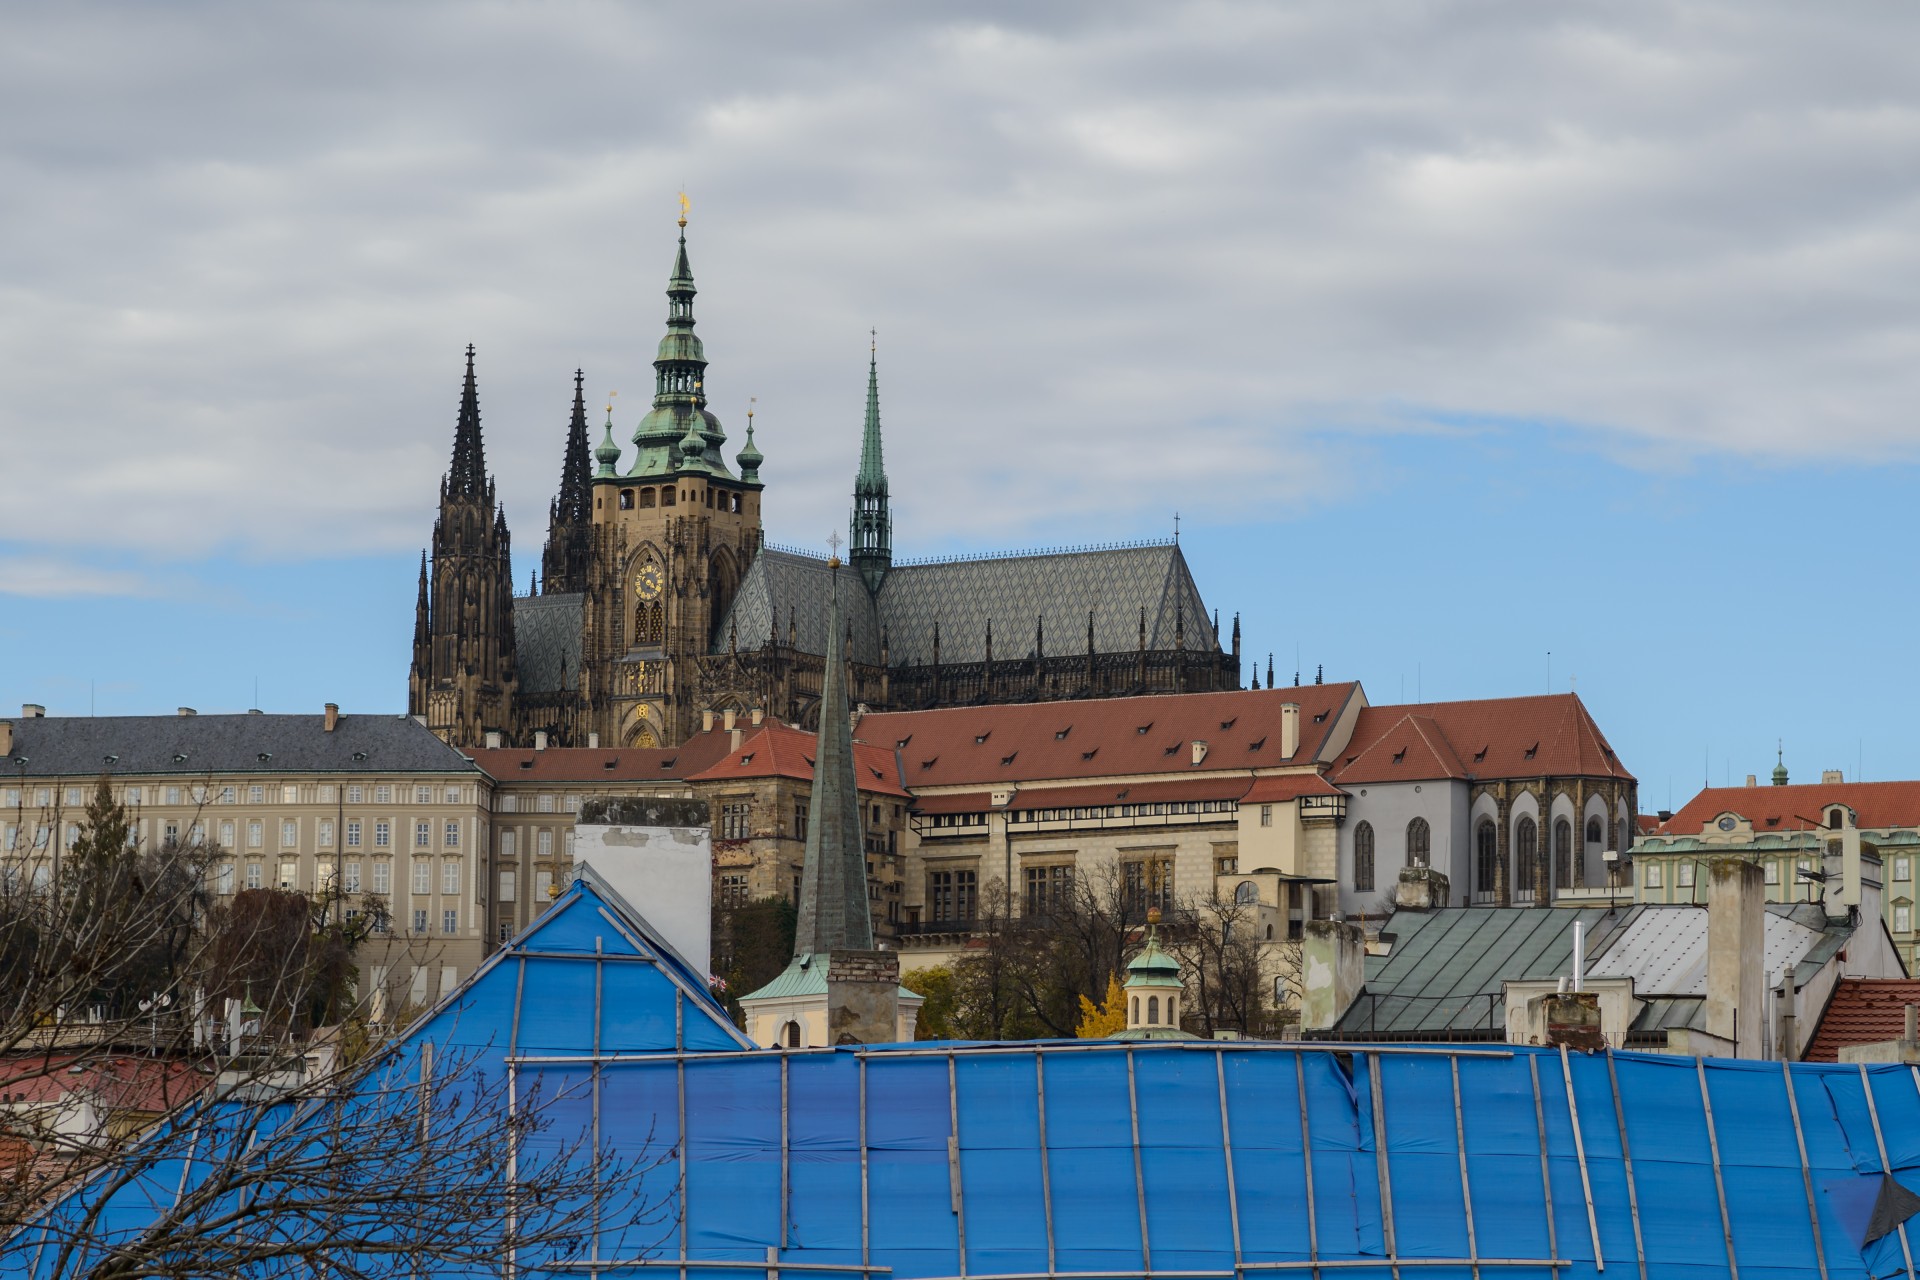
[{"xmin": 634, "ymin": 564, "xmax": 665, "ymax": 601}]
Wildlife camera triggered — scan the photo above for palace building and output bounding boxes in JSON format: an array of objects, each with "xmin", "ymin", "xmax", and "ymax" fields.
[{"xmin": 407, "ymin": 216, "xmax": 1240, "ymax": 750}]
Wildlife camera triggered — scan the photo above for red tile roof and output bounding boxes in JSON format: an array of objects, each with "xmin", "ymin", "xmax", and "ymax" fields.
[
  {"xmin": 856, "ymin": 684, "xmax": 1363, "ymax": 788},
  {"xmin": 1803, "ymin": 978, "xmax": 1920, "ymax": 1063},
  {"xmin": 1007, "ymin": 777, "xmax": 1255, "ymax": 808},
  {"xmin": 1662, "ymin": 780, "xmax": 1920, "ymax": 836},
  {"xmin": 1333, "ymin": 694, "xmax": 1633, "ymax": 785},
  {"xmin": 682, "ymin": 722, "xmax": 909, "ymax": 797},
  {"xmin": 1242, "ymin": 773, "xmax": 1347, "ymax": 803},
  {"xmin": 0, "ymin": 1054, "xmax": 208, "ymax": 1114},
  {"xmin": 468, "ymin": 736, "xmax": 732, "ymax": 784}
]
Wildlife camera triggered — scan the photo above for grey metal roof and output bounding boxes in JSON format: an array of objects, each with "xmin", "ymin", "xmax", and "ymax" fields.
[
  {"xmin": 516, "ymin": 592, "xmax": 584, "ymax": 693},
  {"xmin": 1335, "ymin": 906, "xmax": 1631, "ymax": 1035},
  {"xmin": 712, "ymin": 542, "xmax": 1218, "ymax": 668},
  {"xmin": 1584, "ymin": 901, "xmax": 1831, "ymax": 996},
  {"xmin": 1, "ymin": 713, "xmax": 480, "ymax": 778}
]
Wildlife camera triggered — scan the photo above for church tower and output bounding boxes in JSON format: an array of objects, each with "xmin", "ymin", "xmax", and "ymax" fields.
[
  {"xmin": 409, "ymin": 345, "xmax": 519, "ymax": 744},
  {"xmin": 540, "ymin": 370, "xmax": 593, "ymax": 594},
  {"xmin": 580, "ymin": 212, "xmax": 764, "ymax": 748},
  {"xmin": 849, "ymin": 344, "xmax": 891, "ymax": 594}
]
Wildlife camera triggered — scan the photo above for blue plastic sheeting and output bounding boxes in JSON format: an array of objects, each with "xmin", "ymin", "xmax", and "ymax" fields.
[{"xmin": 16, "ymin": 872, "xmax": 1920, "ymax": 1280}]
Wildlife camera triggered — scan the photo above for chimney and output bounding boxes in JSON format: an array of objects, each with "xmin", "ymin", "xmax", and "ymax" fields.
[
  {"xmin": 1745, "ymin": 774, "xmax": 1756, "ymax": 788},
  {"xmin": 701, "ymin": 709, "xmax": 715, "ymax": 733},
  {"xmin": 1823, "ymin": 770, "xmax": 1845, "ymax": 785},
  {"xmin": 534, "ymin": 731, "xmax": 549, "ymax": 751},
  {"xmin": 1776, "ymin": 966, "xmax": 1797, "ymax": 1061},
  {"xmin": 587, "ymin": 732, "xmax": 600, "ymax": 749},
  {"xmin": 484, "ymin": 731, "xmax": 503, "ymax": 749},
  {"xmin": 1300, "ymin": 918, "xmax": 1365, "ymax": 1031},
  {"xmin": 177, "ymin": 707, "xmax": 196, "ymax": 717},
  {"xmin": 730, "ymin": 726, "xmax": 743, "ymax": 751},
  {"xmin": 750, "ymin": 707, "xmax": 765, "ymax": 726},
  {"xmin": 1190, "ymin": 740, "xmax": 1209, "ymax": 766},
  {"xmin": 0, "ymin": 721, "xmax": 11, "ymax": 756},
  {"xmin": 20, "ymin": 704, "xmax": 45, "ymax": 719},
  {"xmin": 1280, "ymin": 703, "xmax": 1301, "ymax": 758},
  {"xmin": 827, "ymin": 950, "xmax": 902, "ymax": 1045},
  {"xmin": 324, "ymin": 703, "xmax": 339, "ymax": 732},
  {"xmin": 722, "ymin": 708, "xmax": 737, "ymax": 732},
  {"xmin": 1706, "ymin": 857, "xmax": 1765, "ymax": 1058}
]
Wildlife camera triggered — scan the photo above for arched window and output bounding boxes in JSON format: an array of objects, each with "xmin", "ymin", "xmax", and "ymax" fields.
[
  {"xmin": 636, "ymin": 600, "xmax": 665, "ymax": 647},
  {"xmin": 1829, "ymin": 808, "xmax": 1846, "ymax": 830},
  {"xmin": 1353, "ymin": 822, "xmax": 1376, "ymax": 892},
  {"xmin": 1586, "ymin": 816, "xmax": 1603, "ymax": 846},
  {"xmin": 661, "ymin": 487, "xmax": 676, "ymax": 507},
  {"xmin": 639, "ymin": 487, "xmax": 657, "ymax": 509},
  {"xmin": 1515, "ymin": 817, "xmax": 1538, "ymax": 893},
  {"xmin": 782, "ymin": 1021, "xmax": 801, "ymax": 1048},
  {"xmin": 1618, "ymin": 818, "xmax": 1630, "ymax": 853},
  {"xmin": 619, "ymin": 489, "xmax": 634, "ymax": 510},
  {"xmin": 1234, "ymin": 880, "xmax": 1259, "ymax": 905},
  {"xmin": 1554, "ymin": 819, "xmax": 1573, "ymax": 890},
  {"xmin": 1167, "ymin": 996, "xmax": 1177, "ymax": 1025},
  {"xmin": 1131, "ymin": 996, "xmax": 1139, "ymax": 1024},
  {"xmin": 1147, "ymin": 995, "xmax": 1159, "ymax": 1025},
  {"xmin": 1476, "ymin": 820, "xmax": 1499, "ymax": 893},
  {"xmin": 1406, "ymin": 817, "xmax": 1431, "ymax": 868}
]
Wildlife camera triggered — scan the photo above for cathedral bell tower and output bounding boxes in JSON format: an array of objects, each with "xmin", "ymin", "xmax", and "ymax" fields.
[
  {"xmin": 409, "ymin": 345, "xmax": 519, "ymax": 745},
  {"xmin": 580, "ymin": 204, "xmax": 765, "ymax": 748}
]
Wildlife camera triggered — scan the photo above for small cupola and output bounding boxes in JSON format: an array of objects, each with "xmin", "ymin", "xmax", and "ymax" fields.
[
  {"xmin": 595, "ymin": 408, "xmax": 623, "ymax": 477},
  {"xmin": 1115, "ymin": 909, "xmax": 1199, "ymax": 1040}
]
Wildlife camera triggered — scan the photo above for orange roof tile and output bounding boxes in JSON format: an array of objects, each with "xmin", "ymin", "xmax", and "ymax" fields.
[
  {"xmin": 682, "ymin": 722, "xmax": 909, "ymax": 797},
  {"xmin": 1803, "ymin": 978, "xmax": 1920, "ymax": 1062},
  {"xmin": 1242, "ymin": 773, "xmax": 1347, "ymax": 803},
  {"xmin": 1333, "ymin": 694, "xmax": 1632, "ymax": 785},
  {"xmin": 468, "ymin": 736, "xmax": 733, "ymax": 784},
  {"xmin": 1007, "ymin": 778, "xmax": 1255, "ymax": 808},
  {"xmin": 1664, "ymin": 780, "xmax": 1920, "ymax": 835},
  {"xmin": 857, "ymin": 684, "xmax": 1362, "ymax": 788}
]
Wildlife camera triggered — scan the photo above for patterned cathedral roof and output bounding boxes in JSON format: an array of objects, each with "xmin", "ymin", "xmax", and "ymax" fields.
[{"xmin": 514, "ymin": 591, "xmax": 585, "ymax": 694}]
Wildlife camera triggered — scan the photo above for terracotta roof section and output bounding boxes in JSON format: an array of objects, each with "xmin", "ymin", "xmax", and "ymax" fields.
[
  {"xmin": 858, "ymin": 684, "xmax": 1362, "ymax": 788},
  {"xmin": 1333, "ymin": 694, "xmax": 1633, "ymax": 785},
  {"xmin": 911, "ymin": 791, "xmax": 994, "ymax": 815},
  {"xmin": 1242, "ymin": 773, "xmax": 1347, "ymax": 803},
  {"xmin": 1663, "ymin": 780, "xmax": 1920, "ymax": 836},
  {"xmin": 469, "ymin": 745, "xmax": 692, "ymax": 783},
  {"xmin": 1635, "ymin": 814, "xmax": 1662, "ymax": 834},
  {"xmin": 0, "ymin": 1054, "xmax": 208, "ymax": 1114},
  {"xmin": 1803, "ymin": 978, "xmax": 1920, "ymax": 1063},
  {"xmin": 1007, "ymin": 778, "xmax": 1253, "ymax": 808},
  {"xmin": 682, "ymin": 722, "xmax": 908, "ymax": 797}
]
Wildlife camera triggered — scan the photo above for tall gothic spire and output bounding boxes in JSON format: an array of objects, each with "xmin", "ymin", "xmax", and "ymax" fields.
[
  {"xmin": 542, "ymin": 370, "xmax": 594, "ymax": 593},
  {"xmin": 628, "ymin": 217, "xmax": 729, "ymax": 477},
  {"xmin": 850, "ymin": 338, "xmax": 892, "ymax": 594},
  {"xmin": 792, "ymin": 558, "xmax": 873, "ymax": 957},
  {"xmin": 447, "ymin": 344, "xmax": 488, "ymax": 498}
]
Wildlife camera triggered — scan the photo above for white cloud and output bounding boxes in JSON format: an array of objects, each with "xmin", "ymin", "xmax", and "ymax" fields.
[
  {"xmin": 0, "ymin": 556, "xmax": 162, "ymax": 599},
  {"xmin": 2, "ymin": 1, "xmax": 1918, "ymax": 563}
]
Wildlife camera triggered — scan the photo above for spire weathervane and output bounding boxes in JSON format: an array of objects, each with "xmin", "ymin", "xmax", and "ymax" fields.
[
  {"xmin": 827, "ymin": 531, "xmax": 843, "ymax": 563},
  {"xmin": 678, "ymin": 190, "xmax": 690, "ymax": 228}
]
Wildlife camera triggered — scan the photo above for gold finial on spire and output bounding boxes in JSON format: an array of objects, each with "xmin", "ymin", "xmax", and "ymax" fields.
[
  {"xmin": 606, "ymin": 389, "xmax": 617, "ymax": 415},
  {"xmin": 748, "ymin": 394, "xmax": 756, "ymax": 426},
  {"xmin": 678, "ymin": 190, "xmax": 690, "ymax": 228},
  {"xmin": 827, "ymin": 531, "xmax": 843, "ymax": 567}
]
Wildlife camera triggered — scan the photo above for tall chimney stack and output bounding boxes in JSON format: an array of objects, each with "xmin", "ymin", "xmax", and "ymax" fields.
[
  {"xmin": 1706, "ymin": 857, "xmax": 1765, "ymax": 1058},
  {"xmin": 1280, "ymin": 703, "xmax": 1301, "ymax": 759},
  {"xmin": 324, "ymin": 703, "xmax": 339, "ymax": 732}
]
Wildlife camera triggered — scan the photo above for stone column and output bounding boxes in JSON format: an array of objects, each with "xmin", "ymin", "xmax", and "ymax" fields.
[
  {"xmin": 827, "ymin": 949, "xmax": 901, "ymax": 1044},
  {"xmin": 1494, "ymin": 785, "xmax": 1512, "ymax": 907}
]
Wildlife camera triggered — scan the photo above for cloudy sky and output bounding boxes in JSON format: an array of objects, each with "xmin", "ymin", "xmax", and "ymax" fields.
[{"xmin": 4, "ymin": 2, "xmax": 1918, "ymax": 802}]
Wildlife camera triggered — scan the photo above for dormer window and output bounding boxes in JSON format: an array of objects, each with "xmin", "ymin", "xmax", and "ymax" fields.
[
  {"xmin": 1000, "ymin": 752, "xmax": 1018, "ymax": 766},
  {"xmin": 1055, "ymin": 726, "xmax": 1071, "ymax": 740},
  {"xmin": 1473, "ymin": 746, "xmax": 1488, "ymax": 762},
  {"xmin": 1249, "ymin": 737, "xmax": 1267, "ymax": 751},
  {"xmin": 1391, "ymin": 748, "xmax": 1406, "ymax": 764},
  {"xmin": 974, "ymin": 732, "xmax": 990, "ymax": 745},
  {"xmin": 1829, "ymin": 808, "xmax": 1846, "ymax": 830},
  {"xmin": 1220, "ymin": 717, "xmax": 1237, "ymax": 730},
  {"xmin": 1136, "ymin": 723, "xmax": 1153, "ymax": 735},
  {"xmin": 1523, "ymin": 743, "xmax": 1538, "ymax": 760}
]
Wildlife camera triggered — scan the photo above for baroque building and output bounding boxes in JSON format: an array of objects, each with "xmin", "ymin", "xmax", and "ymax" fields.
[{"xmin": 408, "ymin": 217, "xmax": 1239, "ymax": 750}]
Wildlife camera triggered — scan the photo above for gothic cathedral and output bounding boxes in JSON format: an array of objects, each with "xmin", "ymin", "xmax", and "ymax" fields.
[{"xmin": 409, "ymin": 219, "xmax": 1242, "ymax": 749}]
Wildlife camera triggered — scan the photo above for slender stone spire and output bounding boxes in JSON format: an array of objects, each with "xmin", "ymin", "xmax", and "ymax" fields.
[
  {"xmin": 791, "ymin": 557, "xmax": 872, "ymax": 956},
  {"xmin": 850, "ymin": 336, "xmax": 892, "ymax": 594},
  {"xmin": 447, "ymin": 344, "xmax": 488, "ymax": 498},
  {"xmin": 542, "ymin": 370, "xmax": 595, "ymax": 593}
]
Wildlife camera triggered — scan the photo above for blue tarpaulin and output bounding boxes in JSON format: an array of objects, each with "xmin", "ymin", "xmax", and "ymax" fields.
[{"xmin": 14, "ymin": 870, "xmax": 1920, "ymax": 1280}]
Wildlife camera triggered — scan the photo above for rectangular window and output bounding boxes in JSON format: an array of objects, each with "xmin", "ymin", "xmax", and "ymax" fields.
[
  {"xmin": 499, "ymin": 794, "xmax": 518, "ymax": 813},
  {"xmin": 63, "ymin": 786, "xmax": 81, "ymax": 806},
  {"xmin": 375, "ymin": 821, "xmax": 391, "ymax": 848},
  {"xmin": 1677, "ymin": 862, "xmax": 1695, "ymax": 889},
  {"xmin": 417, "ymin": 786, "xmax": 433, "ymax": 805},
  {"xmin": 1023, "ymin": 864, "xmax": 1073, "ymax": 918},
  {"xmin": 1897, "ymin": 858, "xmax": 1912, "ymax": 882},
  {"xmin": 219, "ymin": 819, "xmax": 235, "ymax": 849},
  {"xmin": 247, "ymin": 820, "xmax": 263, "ymax": 848},
  {"xmin": 246, "ymin": 861, "xmax": 263, "ymax": 890},
  {"xmin": 344, "ymin": 860, "xmax": 362, "ymax": 894},
  {"xmin": 501, "ymin": 830, "xmax": 517, "ymax": 859},
  {"xmin": 795, "ymin": 802, "xmax": 809, "ymax": 841},
  {"xmin": 216, "ymin": 862, "xmax": 235, "ymax": 895},
  {"xmin": 537, "ymin": 830, "xmax": 553, "ymax": 858},
  {"xmin": 928, "ymin": 868, "xmax": 978, "ymax": 925},
  {"xmin": 318, "ymin": 785, "xmax": 335, "ymax": 803},
  {"xmin": 443, "ymin": 908, "xmax": 458, "ymax": 934},
  {"xmin": 499, "ymin": 870, "xmax": 517, "ymax": 902},
  {"xmin": 444, "ymin": 820, "xmax": 460, "ymax": 848},
  {"xmin": 718, "ymin": 872, "xmax": 749, "ymax": 907},
  {"xmin": 415, "ymin": 820, "xmax": 431, "ymax": 848},
  {"xmin": 1897, "ymin": 904, "xmax": 1913, "ymax": 935},
  {"xmin": 1260, "ymin": 804, "xmax": 1273, "ymax": 827},
  {"xmin": 445, "ymin": 787, "xmax": 461, "ymax": 805},
  {"xmin": 346, "ymin": 820, "xmax": 362, "ymax": 848},
  {"xmin": 318, "ymin": 818, "xmax": 333, "ymax": 847},
  {"xmin": 317, "ymin": 862, "xmax": 336, "ymax": 893},
  {"xmin": 443, "ymin": 860, "xmax": 460, "ymax": 895},
  {"xmin": 1765, "ymin": 861, "xmax": 1780, "ymax": 885},
  {"xmin": 280, "ymin": 819, "xmax": 298, "ymax": 848},
  {"xmin": 216, "ymin": 786, "xmax": 232, "ymax": 804},
  {"xmin": 282, "ymin": 786, "xmax": 298, "ymax": 804},
  {"xmin": 538, "ymin": 794, "xmax": 556, "ymax": 813},
  {"xmin": 372, "ymin": 860, "xmax": 391, "ymax": 894},
  {"xmin": 125, "ymin": 786, "xmax": 143, "ymax": 805},
  {"xmin": 278, "ymin": 859, "xmax": 298, "ymax": 890},
  {"xmin": 1122, "ymin": 857, "xmax": 1175, "ymax": 915},
  {"xmin": 412, "ymin": 859, "xmax": 431, "ymax": 895},
  {"xmin": 413, "ymin": 909, "xmax": 429, "ymax": 934},
  {"xmin": 248, "ymin": 785, "xmax": 265, "ymax": 804},
  {"xmin": 375, "ymin": 785, "xmax": 392, "ymax": 804},
  {"xmin": 347, "ymin": 785, "xmax": 363, "ymax": 804},
  {"xmin": 563, "ymin": 830, "xmax": 575, "ymax": 858},
  {"xmin": 721, "ymin": 801, "xmax": 752, "ymax": 840},
  {"xmin": 564, "ymin": 794, "xmax": 579, "ymax": 813},
  {"xmin": 164, "ymin": 786, "xmax": 181, "ymax": 806},
  {"xmin": 536, "ymin": 869, "xmax": 554, "ymax": 901},
  {"xmin": 1645, "ymin": 863, "xmax": 1663, "ymax": 889}
]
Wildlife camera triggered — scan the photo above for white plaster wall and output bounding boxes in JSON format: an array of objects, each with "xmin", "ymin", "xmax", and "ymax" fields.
[
  {"xmin": 574, "ymin": 822, "xmax": 713, "ymax": 978},
  {"xmin": 1339, "ymin": 781, "xmax": 1470, "ymax": 914}
]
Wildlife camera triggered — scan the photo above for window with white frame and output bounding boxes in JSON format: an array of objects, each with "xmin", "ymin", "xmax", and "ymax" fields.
[
  {"xmin": 249, "ymin": 785, "xmax": 265, "ymax": 804},
  {"xmin": 412, "ymin": 909, "xmax": 428, "ymax": 934},
  {"xmin": 445, "ymin": 787, "xmax": 461, "ymax": 804},
  {"xmin": 499, "ymin": 794, "xmax": 518, "ymax": 813},
  {"xmin": 1765, "ymin": 861, "xmax": 1780, "ymax": 884},
  {"xmin": 246, "ymin": 861, "xmax": 263, "ymax": 890},
  {"xmin": 319, "ymin": 785, "xmax": 335, "ymax": 803},
  {"xmin": 346, "ymin": 820, "xmax": 361, "ymax": 848},
  {"xmin": 318, "ymin": 818, "xmax": 333, "ymax": 847},
  {"xmin": 219, "ymin": 820, "xmax": 235, "ymax": 849},
  {"xmin": 417, "ymin": 787, "xmax": 433, "ymax": 805},
  {"xmin": 375, "ymin": 821, "xmax": 391, "ymax": 848},
  {"xmin": 347, "ymin": 785, "xmax": 363, "ymax": 804},
  {"xmin": 535, "ymin": 869, "xmax": 553, "ymax": 900},
  {"xmin": 372, "ymin": 860, "xmax": 391, "ymax": 894},
  {"xmin": 218, "ymin": 787, "xmax": 234, "ymax": 804},
  {"xmin": 278, "ymin": 860, "xmax": 298, "ymax": 890},
  {"xmin": 442, "ymin": 860, "xmax": 460, "ymax": 895},
  {"xmin": 247, "ymin": 820, "xmax": 263, "ymax": 848},
  {"xmin": 415, "ymin": 820, "xmax": 431, "ymax": 848},
  {"xmin": 125, "ymin": 786, "xmax": 143, "ymax": 804},
  {"xmin": 537, "ymin": 830, "xmax": 553, "ymax": 858},
  {"xmin": 344, "ymin": 860, "xmax": 362, "ymax": 893},
  {"xmin": 443, "ymin": 908, "xmax": 458, "ymax": 934},
  {"xmin": 501, "ymin": 830, "xmax": 516, "ymax": 859},
  {"xmin": 564, "ymin": 794, "xmax": 579, "ymax": 813},
  {"xmin": 444, "ymin": 820, "xmax": 459, "ymax": 848},
  {"xmin": 64, "ymin": 786, "xmax": 82, "ymax": 806},
  {"xmin": 538, "ymin": 794, "xmax": 556, "ymax": 813},
  {"xmin": 412, "ymin": 859, "xmax": 430, "ymax": 895},
  {"xmin": 1677, "ymin": 862, "xmax": 1695, "ymax": 889},
  {"xmin": 280, "ymin": 819, "xmax": 297, "ymax": 848},
  {"xmin": 282, "ymin": 786, "xmax": 297, "ymax": 804},
  {"xmin": 1897, "ymin": 902, "xmax": 1913, "ymax": 934},
  {"xmin": 563, "ymin": 830, "xmax": 574, "ymax": 858},
  {"xmin": 216, "ymin": 862, "xmax": 234, "ymax": 895},
  {"xmin": 1645, "ymin": 863, "xmax": 1663, "ymax": 889},
  {"xmin": 165, "ymin": 786, "xmax": 181, "ymax": 805},
  {"xmin": 375, "ymin": 786, "xmax": 392, "ymax": 804},
  {"xmin": 1897, "ymin": 858, "xmax": 1912, "ymax": 882},
  {"xmin": 499, "ymin": 870, "xmax": 516, "ymax": 902}
]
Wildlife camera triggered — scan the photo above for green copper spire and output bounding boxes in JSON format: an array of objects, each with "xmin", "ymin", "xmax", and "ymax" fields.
[
  {"xmin": 736, "ymin": 401, "xmax": 764, "ymax": 483},
  {"xmin": 849, "ymin": 338, "xmax": 891, "ymax": 594},
  {"xmin": 627, "ymin": 216, "xmax": 730, "ymax": 478},
  {"xmin": 595, "ymin": 405, "xmax": 621, "ymax": 477},
  {"xmin": 791, "ymin": 557, "xmax": 872, "ymax": 956}
]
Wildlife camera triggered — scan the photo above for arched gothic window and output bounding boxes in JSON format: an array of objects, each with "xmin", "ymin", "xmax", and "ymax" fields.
[
  {"xmin": 1476, "ymin": 820, "xmax": 1499, "ymax": 894},
  {"xmin": 1618, "ymin": 818, "xmax": 1630, "ymax": 854},
  {"xmin": 635, "ymin": 600, "xmax": 665, "ymax": 647},
  {"xmin": 1554, "ymin": 819, "xmax": 1574, "ymax": 890},
  {"xmin": 1406, "ymin": 817, "xmax": 1431, "ymax": 868},
  {"xmin": 1515, "ymin": 817, "xmax": 1538, "ymax": 893},
  {"xmin": 1353, "ymin": 822, "xmax": 1376, "ymax": 892},
  {"xmin": 782, "ymin": 1021, "xmax": 801, "ymax": 1048},
  {"xmin": 639, "ymin": 488, "xmax": 657, "ymax": 509},
  {"xmin": 1585, "ymin": 816, "xmax": 1603, "ymax": 846}
]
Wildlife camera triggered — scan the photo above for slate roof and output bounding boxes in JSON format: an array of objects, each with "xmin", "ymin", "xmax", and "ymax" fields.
[
  {"xmin": 1661, "ymin": 780, "xmax": 1920, "ymax": 835},
  {"xmin": 1333, "ymin": 694, "xmax": 1634, "ymax": 784},
  {"xmin": 2, "ymin": 714, "xmax": 478, "ymax": 778},
  {"xmin": 1804, "ymin": 977, "xmax": 1920, "ymax": 1062},
  {"xmin": 712, "ymin": 542, "xmax": 1218, "ymax": 667},
  {"xmin": 860, "ymin": 683, "xmax": 1363, "ymax": 789},
  {"xmin": 514, "ymin": 592, "xmax": 585, "ymax": 694}
]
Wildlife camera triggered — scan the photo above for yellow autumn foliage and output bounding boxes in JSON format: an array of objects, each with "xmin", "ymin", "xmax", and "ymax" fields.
[{"xmin": 1075, "ymin": 975, "xmax": 1128, "ymax": 1039}]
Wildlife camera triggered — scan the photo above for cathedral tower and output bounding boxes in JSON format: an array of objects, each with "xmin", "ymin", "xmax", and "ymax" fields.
[
  {"xmin": 541, "ymin": 370, "xmax": 593, "ymax": 594},
  {"xmin": 580, "ymin": 215, "xmax": 764, "ymax": 748},
  {"xmin": 849, "ymin": 344, "xmax": 891, "ymax": 594},
  {"xmin": 409, "ymin": 345, "xmax": 519, "ymax": 743}
]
